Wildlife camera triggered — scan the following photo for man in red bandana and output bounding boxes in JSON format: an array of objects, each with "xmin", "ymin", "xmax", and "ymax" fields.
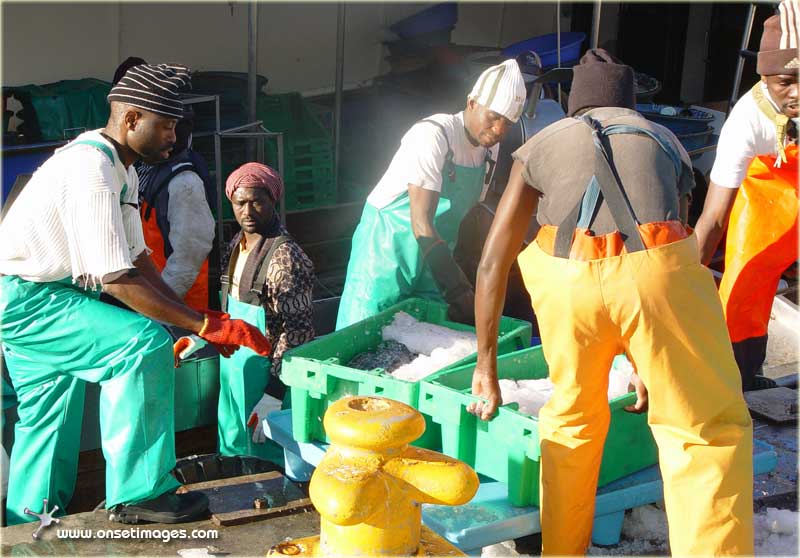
[{"xmin": 216, "ymin": 162, "xmax": 315, "ymax": 463}]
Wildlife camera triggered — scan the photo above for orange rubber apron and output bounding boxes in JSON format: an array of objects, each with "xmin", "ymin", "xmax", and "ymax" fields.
[
  {"xmin": 718, "ymin": 144, "xmax": 798, "ymax": 345},
  {"xmin": 518, "ymin": 115, "xmax": 753, "ymax": 556},
  {"xmin": 141, "ymin": 201, "xmax": 210, "ymax": 310}
]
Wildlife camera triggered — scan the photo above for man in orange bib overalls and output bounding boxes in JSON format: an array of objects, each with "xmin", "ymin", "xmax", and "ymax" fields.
[{"xmin": 696, "ymin": 0, "xmax": 799, "ymax": 391}]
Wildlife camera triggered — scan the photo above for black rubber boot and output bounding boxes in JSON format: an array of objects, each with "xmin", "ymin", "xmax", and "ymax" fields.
[
  {"xmin": 108, "ymin": 491, "xmax": 209, "ymax": 524},
  {"xmin": 749, "ymin": 374, "xmax": 778, "ymax": 391},
  {"xmin": 732, "ymin": 336, "xmax": 770, "ymax": 392}
]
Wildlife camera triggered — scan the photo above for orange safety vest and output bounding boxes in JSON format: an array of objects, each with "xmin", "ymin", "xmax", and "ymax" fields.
[
  {"xmin": 141, "ymin": 201, "xmax": 210, "ymax": 311},
  {"xmin": 719, "ymin": 143, "xmax": 798, "ymax": 343}
]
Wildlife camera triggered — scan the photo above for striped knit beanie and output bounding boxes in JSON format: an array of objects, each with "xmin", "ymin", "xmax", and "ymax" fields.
[
  {"xmin": 107, "ymin": 63, "xmax": 191, "ymax": 119},
  {"xmin": 758, "ymin": 0, "xmax": 800, "ymax": 75},
  {"xmin": 226, "ymin": 162, "xmax": 284, "ymax": 203},
  {"xmin": 468, "ymin": 59, "xmax": 527, "ymax": 123}
]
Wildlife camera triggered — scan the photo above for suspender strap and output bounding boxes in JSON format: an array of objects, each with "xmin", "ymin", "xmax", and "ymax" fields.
[
  {"xmin": 419, "ymin": 118, "xmax": 456, "ymax": 181},
  {"xmin": 554, "ymin": 116, "xmax": 647, "ymax": 258},
  {"xmin": 67, "ymin": 139, "xmax": 129, "ymax": 202},
  {"xmin": 221, "ymin": 275, "xmax": 231, "ymax": 314},
  {"xmin": 222, "ymin": 234, "xmax": 290, "ymax": 310}
]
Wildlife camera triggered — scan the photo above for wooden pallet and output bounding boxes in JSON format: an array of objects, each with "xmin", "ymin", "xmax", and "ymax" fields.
[{"xmin": 177, "ymin": 471, "xmax": 313, "ymax": 526}]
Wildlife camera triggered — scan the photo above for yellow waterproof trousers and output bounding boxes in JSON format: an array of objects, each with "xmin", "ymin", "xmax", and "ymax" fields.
[{"xmin": 517, "ymin": 233, "xmax": 753, "ymax": 556}]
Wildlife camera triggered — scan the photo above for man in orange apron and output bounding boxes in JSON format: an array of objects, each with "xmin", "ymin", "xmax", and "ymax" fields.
[
  {"xmin": 136, "ymin": 109, "xmax": 215, "ymax": 311},
  {"xmin": 695, "ymin": 0, "xmax": 798, "ymax": 391},
  {"xmin": 469, "ymin": 50, "xmax": 753, "ymax": 556}
]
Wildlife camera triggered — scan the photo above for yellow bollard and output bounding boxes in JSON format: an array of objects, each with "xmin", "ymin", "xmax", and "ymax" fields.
[{"xmin": 268, "ymin": 396, "xmax": 479, "ymax": 557}]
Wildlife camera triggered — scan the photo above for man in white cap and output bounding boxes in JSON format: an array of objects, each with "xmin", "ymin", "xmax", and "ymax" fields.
[
  {"xmin": 336, "ymin": 59, "xmax": 526, "ymax": 328},
  {"xmin": 695, "ymin": 0, "xmax": 798, "ymax": 391}
]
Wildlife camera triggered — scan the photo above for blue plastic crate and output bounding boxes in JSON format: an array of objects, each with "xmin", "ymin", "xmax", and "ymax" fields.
[{"xmin": 263, "ymin": 409, "xmax": 778, "ymax": 552}]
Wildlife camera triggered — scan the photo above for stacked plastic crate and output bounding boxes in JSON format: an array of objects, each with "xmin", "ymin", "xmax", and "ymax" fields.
[{"xmin": 258, "ymin": 93, "xmax": 336, "ymax": 211}]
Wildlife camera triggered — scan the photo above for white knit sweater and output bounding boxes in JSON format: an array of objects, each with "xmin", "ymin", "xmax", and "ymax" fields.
[{"xmin": 0, "ymin": 130, "xmax": 147, "ymax": 287}]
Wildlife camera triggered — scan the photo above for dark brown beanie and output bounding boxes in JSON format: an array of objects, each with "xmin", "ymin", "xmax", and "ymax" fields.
[
  {"xmin": 567, "ymin": 48, "xmax": 636, "ymax": 117},
  {"xmin": 757, "ymin": 0, "xmax": 799, "ymax": 75}
]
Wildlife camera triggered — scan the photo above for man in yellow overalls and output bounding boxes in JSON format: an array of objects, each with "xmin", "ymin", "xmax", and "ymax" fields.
[
  {"xmin": 696, "ymin": 0, "xmax": 799, "ymax": 391},
  {"xmin": 469, "ymin": 49, "xmax": 753, "ymax": 556}
]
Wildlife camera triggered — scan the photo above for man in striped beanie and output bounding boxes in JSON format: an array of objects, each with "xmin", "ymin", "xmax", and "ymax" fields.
[
  {"xmin": 696, "ymin": 0, "xmax": 798, "ymax": 391},
  {"xmin": 336, "ymin": 59, "xmax": 526, "ymax": 329},
  {"xmin": 120, "ymin": 59, "xmax": 218, "ymax": 312},
  {"xmin": 0, "ymin": 63, "xmax": 273, "ymax": 525}
]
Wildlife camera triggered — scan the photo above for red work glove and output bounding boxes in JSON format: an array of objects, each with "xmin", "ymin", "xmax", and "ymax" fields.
[
  {"xmin": 199, "ymin": 315, "xmax": 272, "ymax": 356},
  {"xmin": 211, "ymin": 342, "xmax": 239, "ymax": 358},
  {"xmin": 199, "ymin": 310, "xmax": 238, "ymax": 358},
  {"xmin": 202, "ymin": 309, "xmax": 230, "ymax": 320}
]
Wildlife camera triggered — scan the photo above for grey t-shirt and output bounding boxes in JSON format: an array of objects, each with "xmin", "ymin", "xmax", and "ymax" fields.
[{"xmin": 512, "ymin": 107, "xmax": 695, "ymax": 235}]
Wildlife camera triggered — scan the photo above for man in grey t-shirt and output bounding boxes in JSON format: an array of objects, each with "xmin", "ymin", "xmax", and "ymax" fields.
[
  {"xmin": 512, "ymin": 104, "xmax": 695, "ymax": 234},
  {"xmin": 468, "ymin": 49, "xmax": 753, "ymax": 556}
]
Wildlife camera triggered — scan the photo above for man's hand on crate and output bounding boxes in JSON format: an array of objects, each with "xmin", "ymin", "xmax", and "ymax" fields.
[
  {"xmin": 624, "ymin": 372, "xmax": 649, "ymax": 414},
  {"xmin": 468, "ymin": 366, "xmax": 503, "ymax": 421}
]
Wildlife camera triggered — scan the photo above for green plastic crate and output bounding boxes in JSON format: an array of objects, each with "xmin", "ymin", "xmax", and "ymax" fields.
[
  {"xmin": 285, "ymin": 151, "xmax": 332, "ymax": 174},
  {"xmin": 418, "ymin": 345, "xmax": 658, "ymax": 507},
  {"xmin": 173, "ymin": 355, "xmax": 221, "ymax": 433},
  {"xmin": 286, "ymin": 161, "xmax": 334, "ymax": 185},
  {"xmin": 77, "ymin": 355, "xmax": 220, "ymax": 452},
  {"xmin": 284, "ymin": 180, "xmax": 337, "ymax": 211},
  {"xmin": 281, "ymin": 298, "xmax": 532, "ymax": 450}
]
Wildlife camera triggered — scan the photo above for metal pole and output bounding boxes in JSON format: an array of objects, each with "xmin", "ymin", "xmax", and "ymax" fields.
[
  {"xmin": 277, "ymin": 133, "xmax": 286, "ymax": 225},
  {"xmin": 334, "ymin": 3, "xmax": 346, "ymax": 195},
  {"xmin": 729, "ymin": 3, "xmax": 757, "ymax": 113},
  {"xmin": 556, "ymin": 0, "xmax": 562, "ymax": 105},
  {"xmin": 590, "ymin": 0, "xmax": 602, "ymax": 50},
  {"xmin": 214, "ymin": 95, "xmax": 225, "ymax": 271},
  {"xmin": 247, "ymin": 1, "xmax": 259, "ymax": 160}
]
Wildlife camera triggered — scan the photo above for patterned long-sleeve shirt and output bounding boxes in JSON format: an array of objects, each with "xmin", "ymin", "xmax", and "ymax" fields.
[
  {"xmin": 225, "ymin": 230, "xmax": 315, "ymax": 382},
  {"xmin": 261, "ymin": 239, "xmax": 315, "ymax": 377}
]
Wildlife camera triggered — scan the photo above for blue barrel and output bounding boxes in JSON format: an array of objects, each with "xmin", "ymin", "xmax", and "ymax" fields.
[
  {"xmin": 501, "ymin": 32, "xmax": 586, "ymax": 67},
  {"xmin": 389, "ymin": 3, "xmax": 458, "ymax": 40}
]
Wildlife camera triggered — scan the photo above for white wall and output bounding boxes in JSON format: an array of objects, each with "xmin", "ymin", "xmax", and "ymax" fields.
[
  {"xmin": 2, "ymin": 2, "xmax": 122, "ymax": 85},
  {"xmin": 3, "ymin": 2, "xmax": 567, "ymax": 93}
]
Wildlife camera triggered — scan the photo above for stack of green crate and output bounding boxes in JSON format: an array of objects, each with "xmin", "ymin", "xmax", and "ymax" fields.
[
  {"xmin": 258, "ymin": 93, "xmax": 336, "ymax": 211},
  {"xmin": 280, "ymin": 298, "xmax": 532, "ymax": 451},
  {"xmin": 192, "ymin": 135, "xmax": 249, "ymax": 221}
]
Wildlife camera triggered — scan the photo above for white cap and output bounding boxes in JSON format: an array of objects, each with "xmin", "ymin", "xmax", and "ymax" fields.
[{"xmin": 468, "ymin": 59, "xmax": 527, "ymax": 123}]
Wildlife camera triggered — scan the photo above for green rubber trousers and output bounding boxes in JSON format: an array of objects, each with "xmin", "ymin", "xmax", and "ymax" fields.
[{"xmin": 1, "ymin": 276, "xmax": 180, "ymax": 525}]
